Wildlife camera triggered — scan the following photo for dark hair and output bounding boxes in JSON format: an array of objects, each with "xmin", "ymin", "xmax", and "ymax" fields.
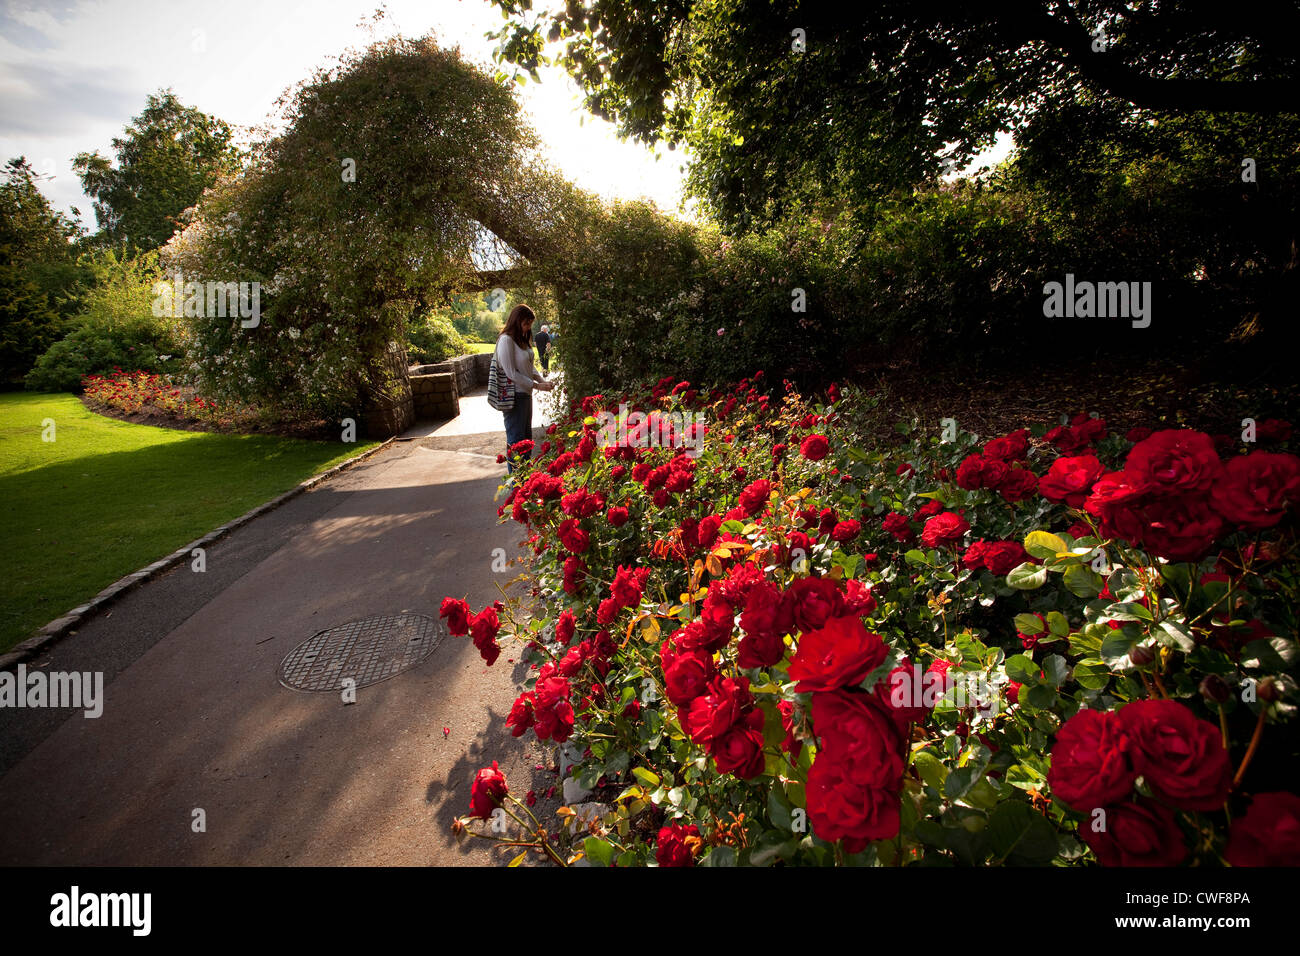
[{"xmin": 502, "ymin": 304, "xmax": 536, "ymax": 348}]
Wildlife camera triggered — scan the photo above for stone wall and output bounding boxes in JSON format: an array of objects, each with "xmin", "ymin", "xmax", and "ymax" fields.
[
  {"xmin": 407, "ymin": 351, "xmax": 491, "ymax": 423},
  {"xmin": 409, "ymin": 371, "xmax": 458, "ymax": 421},
  {"xmin": 362, "ymin": 342, "xmax": 415, "ymax": 438},
  {"xmin": 411, "ymin": 351, "xmax": 492, "ymax": 396}
]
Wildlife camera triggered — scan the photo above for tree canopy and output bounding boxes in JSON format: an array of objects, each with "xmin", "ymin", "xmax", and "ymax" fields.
[
  {"xmin": 74, "ymin": 90, "xmax": 242, "ymax": 253},
  {"xmin": 488, "ymin": 0, "xmax": 1300, "ymax": 231}
]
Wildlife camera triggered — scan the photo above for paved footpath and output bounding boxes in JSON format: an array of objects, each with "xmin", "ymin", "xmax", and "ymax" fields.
[{"xmin": 0, "ymin": 386, "xmax": 564, "ymax": 865}]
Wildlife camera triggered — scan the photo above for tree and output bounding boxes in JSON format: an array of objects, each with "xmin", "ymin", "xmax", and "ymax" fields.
[
  {"xmin": 167, "ymin": 36, "xmax": 565, "ymax": 426},
  {"xmin": 0, "ymin": 158, "xmax": 87, "ymax": 385},
  {"xmin": 73, "ymin": 90, "xmax": 241, "ymax": 252},
  {"xmin": 487, "ymin": 1, "xmax": 1300, "ymax": 232}
]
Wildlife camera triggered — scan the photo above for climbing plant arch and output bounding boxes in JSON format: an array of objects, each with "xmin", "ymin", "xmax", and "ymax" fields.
[{"xmin": 164, "ymin": 35, "xmax": 588, "ymax": 433}]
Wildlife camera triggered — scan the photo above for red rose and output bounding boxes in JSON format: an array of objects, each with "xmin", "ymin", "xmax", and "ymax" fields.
[
  {"xmin": 439, "ymin": 597, "xmax": 472, "ymax": 636},
  {"xmin": 813, "ymin": 689, "xmax": 906, "ymax": 787},
  {"xmin": 983, "ymin": 540, "xmax": 1030, "ymax": 576},
  {"xmin": 737, "ymin": 479, "xmax": 773, "ymax": 517},
  {"xmin": 800, "ymin": 434, "xmax": 830, "ymax": 461},
  {"xmin": 807, "ymin": 747, "xmax": 901, "ymax": 847},
  {"xmin": 962, "ymin": 539, "xmax": 990, "ymax": 570},
  {"xmin": 1046, "ymin": 424, "xmax": 1090, "ymax": 454},
  {"xmin": 1039, "ymin": 454, "xmax": 1105, "ymax": 508},
  {"xmin": 1225, "ymin": 792, "xmax": 1300, "ymax": 866},
  {"xmin": 656, "ymin": 823, "xmax": 702, "ymax": 867},
  {"xmin": 562, "ymin": 556, "xmax": 587, "ymax": 594},
  {"xmin": 881, "ymin": 511, "xmax": 913, "ymax": 542},
  {"xmin": 660, "ymin": 638, "xmax": 716, "ymax": 706},
  {"xmin": 533, "ymin": 676, "xmax": 575, "ymax": 742},
  {"xmin": 1125, "ymin": 426, "xmax": 1153, "ymax": 443},
  {"xmin": 920, "ymin": 511, "xmax": 970, "ymax": 548},
  {"xmin": 996, "ymin": 465, "xmax": 1040, "ymax": 503},
  {"xmin": 1047, "ymin": 709, "xmax": 1137, "ymax": 811},
  {"xmin": 788, "ymin": 616, "xmax": 888, "ymax": 692},
  {"xmin": 737, "ymin": 582, "xmax": 794, "ymax": 668},
  {"xmin": 506, "ymin": 693, "xmax": 534, "ymax": 737},
  {"xmin": 1080, "ymin": 799, "xmax": 1188, "ymax": 867},
  {"xmin": 955, "ymin": 454, "xmax": 986, "ymax": 490},
  {"xmin": 1210, "ymin": 451, "xmax": 1300, "ymax": 529},
  {"xmin": 1116, "ymin": 699, "xmax": 1232, "ymax": 811},
  {"xmin": 785, "ymin": 575, "xmax": 846, "ymax": 633},
  {"xmin": 697, "ymin": 514, "xmax": 722, "ymax": 548},
  {"xmin": 557, "ymin": 518, "xmax": 590, "ymax": 554},
  {"xmin": 469, "ymin": 761, "xmax": 508, "ymax": 819},
  {"xmin": 555, "ymin": 609, "xmax": 576, "ymax": 646},
  {"xmin": 778, "ymin": 699, "xmax": 803, "ymax": 758},
  {"xmin": 830, "ymin": 519, "xmax": 861, "ymax": 543},
  {"xmin": 607, "ymin": 505, "xmax": 630, "ymax": 527},
  {"xmin": 710, "ymin": 720, "xmax": 767, "ymax": 779},
  {"xmin": 1129, "ymin": 495, "xmax": 1225, "ymax": 563},
  {"xmin": 842, "ymin": 578, "xmax": 877, "ymax": 617},
  {"xmin": 912, "ymin": 499, "xmax": 945, "ymax": 520},
  {"xmin": 980, "ymin": 458, "xmax": 1010, "ymax": 488},
  {"xmin": 896, "ymin": 461, "xmax": 915, "ymax": 478},
  {"xmin": 1126, "ymin": 429, "xmax": 1223, "ymax": 494}
]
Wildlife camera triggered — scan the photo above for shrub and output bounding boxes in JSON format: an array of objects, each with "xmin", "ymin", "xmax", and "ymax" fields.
[
  {"xmin": 407, "ymin": 312, "xmax": 468, "ymax": 363},
  {"xmin": 442, "ymin": 376, "xmax": 1299, "ymax": 866},
  {"xmin": 24, "ymin": 251, "xmax": 182, "ymax": 392}
]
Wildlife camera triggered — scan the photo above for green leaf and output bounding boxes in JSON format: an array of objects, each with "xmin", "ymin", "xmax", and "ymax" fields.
[
  {"xmin": 1073, "ymin": 659, "xmax": 1112, "ymax": 690},
  {"xmin": 1156, "ymin": 619, "xmax": 1197, "ymax": 653},
  {"xmin": 1046, "ymin": 611, "xmax": 1071, "ymax": 637},
  {"xmin": 1063, "ymin": 563, "xmax": 1104, "ymax": 598},
  {"xmin": 1024, "ymin": 530, "xmax": 1068, "ymax": 560},
  {"xmin": 904, "ymin": 548, "xmax": 927, "ymax": 566},
  {"xmin": 631, "ymin": 767, "xmax": 660, "ymax": 788},
  {"xmin": 1004, "ymin": 654, "xmax": 1039, "ymax": 683},
  {"xmin": 913, "ymin": 750, "xmax": 949, "ymax": 791},
  {"xmin": 1025, "ymin": 682, "xmax": 1057, "ymax": 708},
  {"xmin": 1013, "ymin": 613, "xmax": 1044, "ymax": 636},
  {"xmin": 1107, "ymin": 602, "xmax": 1154, "ymax": 622},
  {"xmin": 767, "ymin": 788, "xmax": 793, "ymax": 831},
  {"xmin": 583, "ymin": 837, "xmax": 615, "ymax": 867},
  {"xmin": 1007, "ymin": 562, "xmax": 1048, "ymax": 590},
  {"xmin": 749, "ymin": 830, "xmax": 796, "ymax": 867},
  {"xmin": 987, "ymin": 801, "xmax": 1058, "ymax": 865},
  {"xmin": 1042, "ymin": 654, "xmax": 1070, "ymax": 686},
  {"xmin": 699, "ymin": 845, "xmax": 737, "ymax": 867}
]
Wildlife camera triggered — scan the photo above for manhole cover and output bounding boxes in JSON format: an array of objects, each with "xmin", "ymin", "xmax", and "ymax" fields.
[{"xmin": 278, "ymin": 614, "xmax": 444, "ymax": 692}]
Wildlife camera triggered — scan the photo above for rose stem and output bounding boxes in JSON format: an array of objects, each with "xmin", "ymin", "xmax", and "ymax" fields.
[{"xmin": 1232, "ymin": 708, "xmax": 1267, "ymax": 790}]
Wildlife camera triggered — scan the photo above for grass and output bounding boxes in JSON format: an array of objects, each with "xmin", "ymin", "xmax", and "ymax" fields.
[{"xmin": 0, "ymin": 393, "xmax": 380, "ymax": 653}]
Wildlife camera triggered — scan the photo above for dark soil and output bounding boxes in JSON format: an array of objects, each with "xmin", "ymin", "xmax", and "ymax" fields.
[{"xmin": 80, "ymin": 396, "xmax": 340, "ymax": 441}]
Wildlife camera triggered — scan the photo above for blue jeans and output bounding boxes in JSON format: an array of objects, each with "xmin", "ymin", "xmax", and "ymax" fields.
[{"xmin": 503, "ymin": 392, "xmax": 533, "ymax": 473}]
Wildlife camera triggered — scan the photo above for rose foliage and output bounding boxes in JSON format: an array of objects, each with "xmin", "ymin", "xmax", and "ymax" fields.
[{"xmin": 446, "ymin": 378, "xmax": 1299, "ymax": 867}]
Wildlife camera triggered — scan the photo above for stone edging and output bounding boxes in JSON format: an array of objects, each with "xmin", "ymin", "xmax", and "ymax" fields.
[{"xmin": 0, "ymin": 437, "xmax": 397, "ymax": 672}]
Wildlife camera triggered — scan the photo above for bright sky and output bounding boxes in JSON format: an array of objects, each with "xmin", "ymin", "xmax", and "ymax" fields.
[{"xmin": 0, "ymin": 0, "xmax": 695, "ymax": 227}]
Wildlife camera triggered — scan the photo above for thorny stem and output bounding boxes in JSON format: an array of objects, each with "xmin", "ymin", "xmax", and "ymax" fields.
[{"xmin": 1232, "ymin": 707, "xmax": 1267, "ymax": 790}]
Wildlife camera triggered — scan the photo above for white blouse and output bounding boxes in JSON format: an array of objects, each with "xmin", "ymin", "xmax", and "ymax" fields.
[{"xmin": 495, "ymin": 334, "xmax": 544, "ymax": 394}]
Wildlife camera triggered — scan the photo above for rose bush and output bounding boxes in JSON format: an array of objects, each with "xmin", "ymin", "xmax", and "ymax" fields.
[{"xmin": 447, "ymin": 379, "xmax": 1299, "ymax": 866}]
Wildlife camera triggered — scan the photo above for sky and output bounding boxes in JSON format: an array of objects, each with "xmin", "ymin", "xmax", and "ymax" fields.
[{"xmin": 0, "ymin": 0, "xmax": 696, "ymax": 227}]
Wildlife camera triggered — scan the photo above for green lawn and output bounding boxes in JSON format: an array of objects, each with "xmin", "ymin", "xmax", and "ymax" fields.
[
  {"xmin": 465, "ymin": 342, "xmax": 495, "ymax": 354},
  {"xmin": 0, "ymin": 393, "xmax": 380, "ymax": 653}
]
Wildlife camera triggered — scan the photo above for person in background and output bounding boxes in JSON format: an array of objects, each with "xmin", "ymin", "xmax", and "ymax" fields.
[
  {"xmin": 496, "ymin": 304, "xmax": 553, "ymax": 474},
  {"xmin": 534, "ymin": 323, "xmax": 552, "ymax": 373}
]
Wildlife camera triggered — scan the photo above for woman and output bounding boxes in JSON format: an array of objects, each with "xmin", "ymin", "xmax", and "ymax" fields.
[{"xmin": 495, "ymin": 304, "xmax": 553, "ymax": 474}]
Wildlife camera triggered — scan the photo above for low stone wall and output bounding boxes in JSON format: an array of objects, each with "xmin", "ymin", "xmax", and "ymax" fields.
[
  {"xmin": 410, "ymin": 371, "xmax": 458, "ymax": 421},
  {"xmin": 411, "ymin": 351, "xmax": 492, "ymax": 396},
  {"xmin": 407, "ymin": 351, "xmax": 492, "ymax": 422}
]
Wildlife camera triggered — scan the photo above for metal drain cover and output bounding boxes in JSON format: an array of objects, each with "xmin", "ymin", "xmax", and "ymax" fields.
[{"xmin": 278, "ymin": 613, "xmax": 444, "ymax": 692}]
